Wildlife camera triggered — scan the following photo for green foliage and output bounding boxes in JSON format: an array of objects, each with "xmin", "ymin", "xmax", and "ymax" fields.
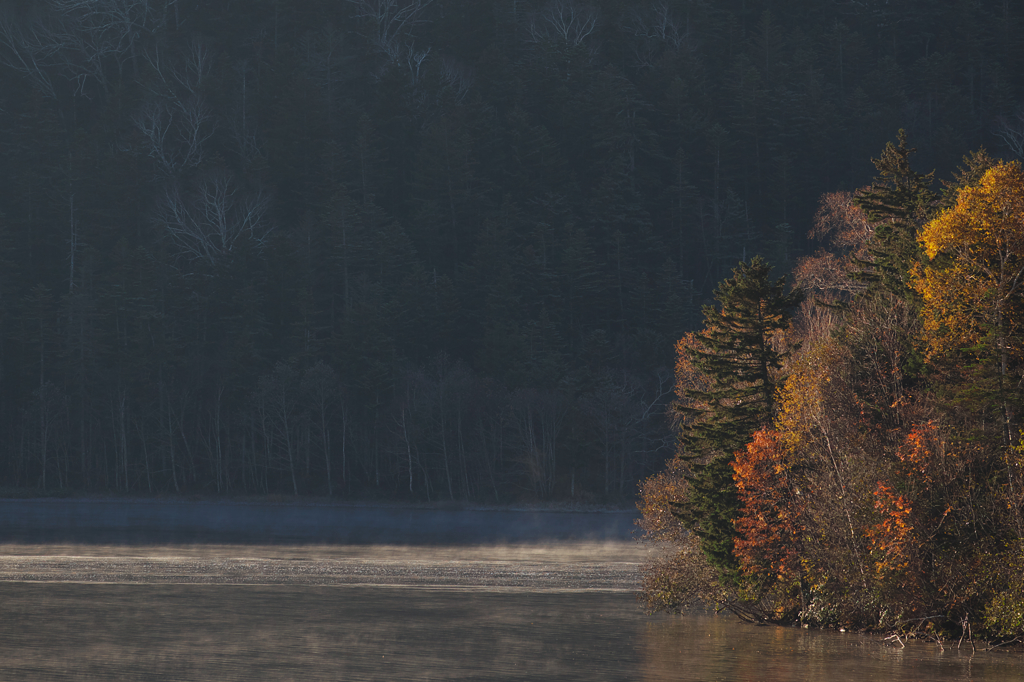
[
  {"xmin": 644, "ymin": 143, "xmax": 1024, "ymax": 641},
  {"xmin": 854, "ymin": 130, "xmax": 937, "ymax": 300},
  {"xmin": 674, "ymin": 257, "xmax": 803, "ymax": 581}
]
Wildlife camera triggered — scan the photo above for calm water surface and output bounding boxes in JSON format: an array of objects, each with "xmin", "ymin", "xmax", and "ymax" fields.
[{"xmin": 0, "ymin": 543, "xmax": 1019, "ymax": 681}]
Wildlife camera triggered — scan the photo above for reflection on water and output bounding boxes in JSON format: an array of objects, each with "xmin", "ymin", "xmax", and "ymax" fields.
[
  {"xmin": 0, "ymin": 543, "xmax": 1019, "ymax": 681},
  {"xmin": 640, "ymin": 613, "xmax": 1024, "ymax": 682}
]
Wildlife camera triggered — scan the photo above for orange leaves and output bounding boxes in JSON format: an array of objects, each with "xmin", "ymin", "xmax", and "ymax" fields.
[
  {"xmin": 868, "ymin": 482, "xmax": 915, "ymax": 579},
  {"xmin": 732, "ymin": 430, "xmax": 805, "ymax": 583},
  {"xmin": 867, "ymin": 423, "xmax": 943, "ymax": 579},
  {"xmin": 896, "ymin": 421, "xmax": 940, "ymax": 484}
]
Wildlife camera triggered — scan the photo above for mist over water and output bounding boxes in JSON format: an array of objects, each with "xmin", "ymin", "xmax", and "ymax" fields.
[{"xmin": 0, "ymin": 503, "xmax": 1020, "ymax": 680}]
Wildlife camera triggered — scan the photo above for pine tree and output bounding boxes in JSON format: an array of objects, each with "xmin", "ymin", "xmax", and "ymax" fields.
[
  {"xmin": 674, "ymin": 256, "xmax": 803, "ymax": 581},
  {"xmin": 854, "ymin": 130, "xmax": 937, "ymax": 298}
]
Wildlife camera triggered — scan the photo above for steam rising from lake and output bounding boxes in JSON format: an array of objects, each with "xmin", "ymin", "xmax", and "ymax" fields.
[{"xmin": 0, "ymin": 502, "xmax": 1020, "ymax": 680}]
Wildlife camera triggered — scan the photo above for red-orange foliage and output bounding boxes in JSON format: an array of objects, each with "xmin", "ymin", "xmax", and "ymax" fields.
[
  {"xmin": 867, "ymin": 482, "xmax": 916, "ymax": 581},
  {"xmin": 896, "ymin": 421, "xmax": 940, "ymax": 484},
  {"xmin": 732, "ymin": 429, "xmax": 805, "ymax": 585}
]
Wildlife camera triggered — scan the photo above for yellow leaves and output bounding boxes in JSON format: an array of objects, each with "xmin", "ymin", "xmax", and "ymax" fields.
[
  {"xmin": 774, "ymin": 337, "xmax": 842, "ymax": 449},
  {"xmin": 915, "ymin": 160, "xmax": 1024, "ymax": 361},
  {"xmin": 921, "ymin": 161, "xmax": 1024, "ymax": 259},
  {"xmin": 913, "ymin": 260, "xmax": 986, "ymax": 357}
]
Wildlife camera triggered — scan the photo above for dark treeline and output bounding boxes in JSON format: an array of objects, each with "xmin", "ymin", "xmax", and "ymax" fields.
[{"xmin": 0, "ymin": 0, "xmax": 1021, "ymax": 500}]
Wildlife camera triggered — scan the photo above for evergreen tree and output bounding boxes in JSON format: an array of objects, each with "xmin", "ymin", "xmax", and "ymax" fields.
[
  {"xmin": 674, "ymin": 256, "xmax": 803, "ymax": 581},
  {"xmin": 854, "ymin": 130, "xmax": 937, "ymax": 298}
]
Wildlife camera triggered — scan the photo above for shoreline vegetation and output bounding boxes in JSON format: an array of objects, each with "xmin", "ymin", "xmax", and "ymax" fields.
[{"xmin": 639, "ymin": 136, "xmax": 1024, "ymax": 649}]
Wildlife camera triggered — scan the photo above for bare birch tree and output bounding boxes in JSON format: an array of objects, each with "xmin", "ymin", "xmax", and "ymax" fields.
[
  {"xmin": 527, "ymin": 0, "xmax": 598, "ymax": 48},
  {"xmin": 994, "ymin": 107, "xmax": 1024, "ymax": 160},
  {"xmin": 156, "ymin": 170, "xmax": 272, "ymax": 265},
  {"xmin": 347, "ymin": 0, "xmax": 433, "ymax": 56}
]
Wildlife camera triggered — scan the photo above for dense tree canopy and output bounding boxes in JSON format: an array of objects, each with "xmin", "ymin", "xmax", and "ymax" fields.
[
  {"xmin": 674, "ymin": 257, "xmax": 802, "ymax": 579},
  {"xmin": 0, "ymin": 0, "xmax": 1022, "ymax": 501},
  {"xmin": 640, "ymin": 141, "xmax": 1024, "ymax": 642}
]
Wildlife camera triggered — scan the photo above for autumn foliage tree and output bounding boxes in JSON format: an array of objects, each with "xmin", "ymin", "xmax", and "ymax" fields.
[
  {"xmin": 642, "ymin": 136, "xmax": 1024, "ymax": 642},
  {"xmin": 673, "ymin": 257, "xmax": 803, "ymax": 583},
  {"xmin": 731, "ymin": 429, "xmax": 806, "ymax": 613},
  {"xmin": 915, "ymin": 160, "xmax": 1024, "ymax": 446}
]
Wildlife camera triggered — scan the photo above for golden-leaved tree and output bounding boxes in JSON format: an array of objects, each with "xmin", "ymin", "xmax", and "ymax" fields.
[
  {"xmin": 641, "ymin": 140, "xmax": 1024, "ymax": 641},
  {"xmin": 916, "ymin": 160, "xmax": 1024, "ymax": 446},
  {"xmin": 914, "ymin": 160, "xmax": 1024, "ymax": 636}
]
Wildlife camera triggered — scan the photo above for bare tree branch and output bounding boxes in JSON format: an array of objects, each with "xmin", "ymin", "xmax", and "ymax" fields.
[
  {"xmin": 0, "ymin": 6, "xmax": 59, "ymax": 99},
  {"xmin": 994, "ymin": 107, "xmax": 1024, "ymax": 160},
  {"xmin": 527, "ymin": 0, "xmax": 598, "ymax": 48},
  {"xmin": 132, "ymin": 94, "xmax": 213, "ymax": 174},
  {"xmin": 158, "ymin": 171, "xmax": 272, "ymax": 265},
  {"xmin": 625, "ymin": 2, "xmax": 685, "ymax": 48},
  {"xmin": 171, "ymin": 36, "xmax": 211, "ymax": 95},
  {"xmin": 439, "ymin": 56, "xmax": 473, "ymax": 101},
  {"xmin": 347, "ymin": 0, "xmax": 433, "ymax": 56},
  {"xmin": 1, "ymin": 0, "xmax": 163, "ymax": 98}
]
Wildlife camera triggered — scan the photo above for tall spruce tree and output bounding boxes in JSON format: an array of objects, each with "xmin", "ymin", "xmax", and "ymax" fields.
[
  {"xmin": 675, "ymin": 256, "xmax": 803, "ymax": 581},
  {"xmin": 854, "ymin": 130, "xmax": 937, "ymax": 298}
]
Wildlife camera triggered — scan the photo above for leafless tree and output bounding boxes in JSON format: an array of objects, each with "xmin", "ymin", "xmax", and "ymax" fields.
[
  {"xmin": 302, "ymin": 361, "xmax": 342, "ymax": 496},
  {"xmin": 1, "ymin": 0, "xmax": 163, "ymax": 98},
  {"xmin": 623, "ymin": 2, "xmax": 687, "ymax": 69},
  {"xmin": 51, "ymin": 0, "xmax": 161, "ymax": 54},
  {"xmin": 527, "ymin": 0, "xmax": 598, "ymax": 48},
  {"xmin": 141, "ymin": 35, "xmax": 211, "ymax": 97},
  {"xmin": 0, "ymin": 6, "xmax": 60, "ymax": 99},
  {"xmin": 301, "ymin": 25, "xmax": 347, "ymax": 111},
  {"xmin": 439, "ymin": 56, "xmax": 473, "ymax": 102},
  {"xmin": 510, "ymin": 388, "xmax": 567, "ymax": 496},
  {"xmin": 404, "ymin": 42, "xmax": 430, "ymax": 85},
  {"xmin": 157, "ymin": 170, "xmax": 272, "ymax": 265},
  {"xmin": 625, "ymin": 2, "xmax": 686, "ymax": 48},
  {"xmin": 347, "ymin": 0, "xmax": 433, "ymax": 56},
  {"xmin": 254, "ymin": 364, "xmax": 301, "ymax": 495},
  {"xmin": 173, "ymin": 35, "xmax": 211, "ymax": 93},
  {"xmin": 34, "ymin": 381, "xmax": 67, "ymax": 490},
  {"xmin": 225, "ymin": 58, "xmax": 268, "ymax": 169},
  {"xmin": 51, "ymin": 0, "xmax": 161, "ymax": 94},
  {"xmin": 132, "ymin": 94, "xmax": 213, "ymax": 174},
  {"xmin": 994, "ymin": 107, "xmax": 1024, "ymax": 160}
]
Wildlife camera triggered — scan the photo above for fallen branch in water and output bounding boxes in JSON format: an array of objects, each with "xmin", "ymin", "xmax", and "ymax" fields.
[{"xmin": 884, "ymin": 633, "xmax": 905, "ymax": 648}]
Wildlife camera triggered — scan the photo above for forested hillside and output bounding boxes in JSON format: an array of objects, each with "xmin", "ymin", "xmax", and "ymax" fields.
[{"xmin": 0, "ymin": 0, "xmax": 1021, "ymax": 500}]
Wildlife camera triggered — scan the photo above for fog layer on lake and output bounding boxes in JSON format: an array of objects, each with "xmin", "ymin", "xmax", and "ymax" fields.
[{"xmin": 0, "ymin": 503, "xmax": 1021, "ymax": 680}]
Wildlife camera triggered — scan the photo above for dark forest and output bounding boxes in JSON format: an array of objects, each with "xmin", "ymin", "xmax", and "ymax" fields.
[{"xmin": 0, "ymin": 0, "xmax": 1021, "ymax": 501}]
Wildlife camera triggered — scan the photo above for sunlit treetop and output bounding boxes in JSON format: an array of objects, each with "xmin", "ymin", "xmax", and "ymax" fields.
[{"xmin": 920, "ymin": 161, "xmax": 1024, "ymax": 265}]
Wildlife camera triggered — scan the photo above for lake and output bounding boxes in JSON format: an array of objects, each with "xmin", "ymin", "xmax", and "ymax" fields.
[{"xmin": 0, "ymin": 501, "xmax": 1020, "ymax": 680}]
